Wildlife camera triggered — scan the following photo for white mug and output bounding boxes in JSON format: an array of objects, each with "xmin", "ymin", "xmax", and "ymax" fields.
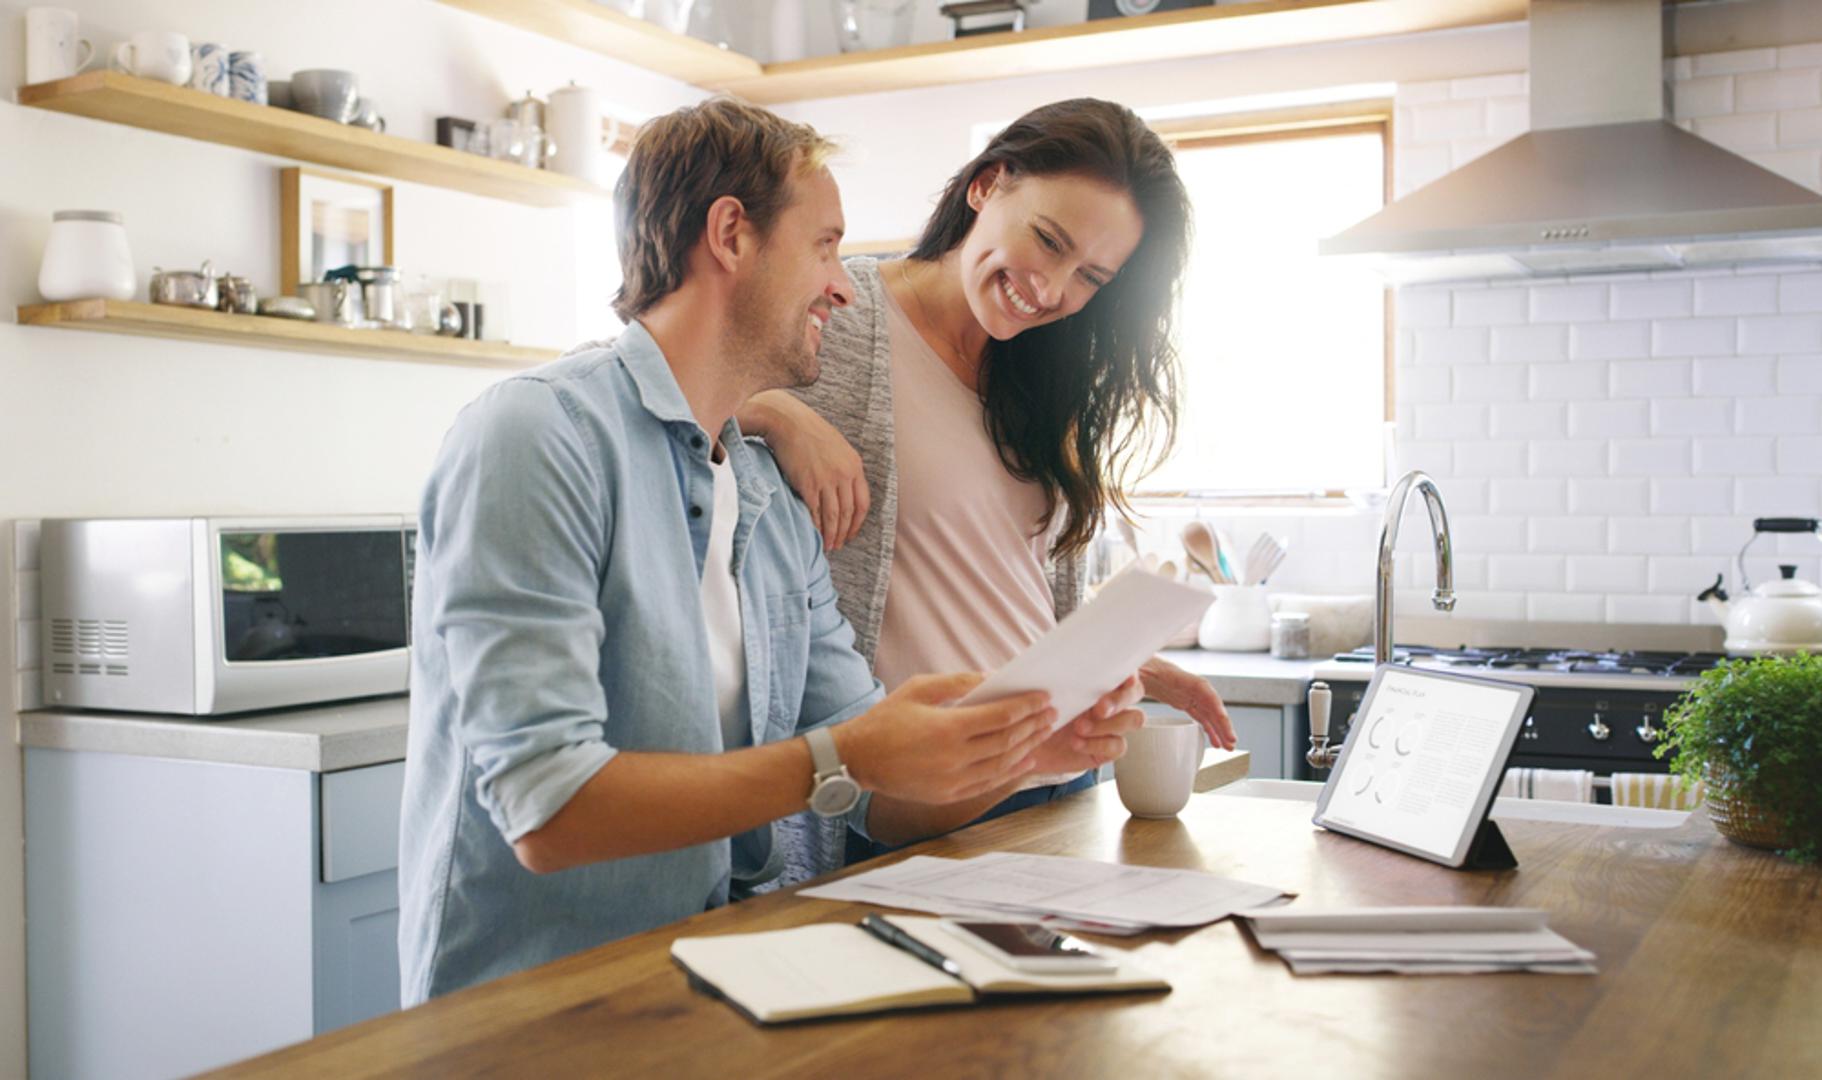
[
  {"xmin": 25, "ymin": 7, "xmax": 93, "ymax": 84},
  {"xmin": 112, "ymin": 30, "xmax": 191, "ymax": 86},
  {"xmin": 1113, "ymin": 715, "xmax": 1204, "ymax": 819}
]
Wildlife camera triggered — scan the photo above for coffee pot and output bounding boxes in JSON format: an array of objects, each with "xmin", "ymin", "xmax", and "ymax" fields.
[{"xmin": 1696, "ymin": 517, "xmax": 1822, "ymax": 655}]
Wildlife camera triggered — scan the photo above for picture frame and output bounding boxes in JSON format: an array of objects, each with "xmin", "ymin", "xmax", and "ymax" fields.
[{"xmin": 279, "ymin": 167, "xmax": 395, "ymax": 296}]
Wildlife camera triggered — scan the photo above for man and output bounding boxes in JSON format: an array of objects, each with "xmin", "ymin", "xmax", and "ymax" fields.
[{"xmin": 398, "ymin": 97, "xmax": 1143, "ymax": 1004}]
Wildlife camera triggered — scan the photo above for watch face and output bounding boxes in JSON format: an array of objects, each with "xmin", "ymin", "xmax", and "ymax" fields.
[{"xmin": 810, "ymin": 774, "xmax": 862, "ymax": 817}]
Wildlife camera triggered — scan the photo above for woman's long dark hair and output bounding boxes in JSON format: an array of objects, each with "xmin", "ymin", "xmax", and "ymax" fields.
[{"xmin": 909, "ymin": 98, "xmax": 1190, "ymax": 559}]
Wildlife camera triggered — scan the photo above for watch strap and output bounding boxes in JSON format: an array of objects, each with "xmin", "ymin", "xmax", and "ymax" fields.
[{"xmin": 805, "ymin": 725, "xmax": 843, "ymax": 779}]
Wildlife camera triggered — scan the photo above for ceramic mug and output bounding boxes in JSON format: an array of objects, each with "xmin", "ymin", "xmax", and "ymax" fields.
[
  {"xmin": 25, "ymin": 7, "xmax": 94, "ymax": 84},
  {"xmin": 228, "ymin": 49, "xmax": 266, "ymax": 105},
  {"xmin": 188, "ymin": 41, "xmax": 230, "ymax": 95},
  {"xmin": 111, "ymin": 30, "xmax": 190, "ymax": 85},
  {"xmin": 1113, "ymin": 715, "xmax": 1203, "ymax": 819}
]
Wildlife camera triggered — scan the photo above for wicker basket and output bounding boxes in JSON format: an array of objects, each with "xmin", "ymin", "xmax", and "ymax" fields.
[{"xmin": 1704, "ymin": 769, "xmax": 1795, "ymax": 851}]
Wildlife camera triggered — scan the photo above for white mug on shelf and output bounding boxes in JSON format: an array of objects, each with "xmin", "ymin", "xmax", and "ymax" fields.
[
  {"xmin": 25, "ymin": 7, "xmax": 94, "ymax": 84},
  {"xmin": 112, "ymin": 30, "xmax": 191, "ymax": 85}
]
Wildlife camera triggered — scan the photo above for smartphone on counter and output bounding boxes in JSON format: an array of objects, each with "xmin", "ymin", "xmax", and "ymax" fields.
[{"xmin": 941, "ymin": 920, "xmax": 1117, "ymax": 973}]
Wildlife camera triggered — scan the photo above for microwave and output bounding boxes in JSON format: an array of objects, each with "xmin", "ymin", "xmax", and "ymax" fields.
[{"xmin": 39, "ymin": 516, "xmax": 416, "ymax": 716}]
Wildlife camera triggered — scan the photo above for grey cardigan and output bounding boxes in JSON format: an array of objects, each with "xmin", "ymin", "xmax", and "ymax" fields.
[{"xmin": 790, "ymin": 257, "xmax": 1086, "ymax": 665}]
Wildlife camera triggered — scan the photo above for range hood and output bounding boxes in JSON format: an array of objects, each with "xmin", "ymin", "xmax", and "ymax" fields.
[{"xmin": 1321, "ymin": 0, "xmax": 1822, "ymax": 283}]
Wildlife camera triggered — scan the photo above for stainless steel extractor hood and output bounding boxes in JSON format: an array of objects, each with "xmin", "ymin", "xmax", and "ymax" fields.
[{"xmin": 1321, "ymin": 0, "xmax": 1822, "ymax": 283}]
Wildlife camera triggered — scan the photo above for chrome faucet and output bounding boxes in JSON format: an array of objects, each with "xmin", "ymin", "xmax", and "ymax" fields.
[
  {"xmin": 1374, "ymin": 470, "xmax": 1456, "ymax": 665},
  {"xmin": 1307, "ymin": 470, "xmax": 1456, "ymax": 771}
]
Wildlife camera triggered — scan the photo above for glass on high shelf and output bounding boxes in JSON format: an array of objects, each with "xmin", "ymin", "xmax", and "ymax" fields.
[
  {"xmin": 593, "ymin": 0, "xmax": 646, "ymax": 17},
  {"xmin": 831, "ymin": 0, "xmax": 917, "ymax": 52}
]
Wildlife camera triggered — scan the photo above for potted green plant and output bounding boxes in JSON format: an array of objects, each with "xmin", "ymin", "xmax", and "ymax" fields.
[{"xmin": 1657, "ymin": 653, "xmax": 1822, "ymax": 863}]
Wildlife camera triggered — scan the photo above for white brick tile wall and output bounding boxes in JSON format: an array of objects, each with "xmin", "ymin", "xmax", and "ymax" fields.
[
  {"xmin": 1568, "ymin": 400, "xmax": 1650, "ymax": 439},
  {"xmin": 1453, "ymin": 364, "xmax": 1526, "ymax": 400},
  {"xmin": 1453, "ymin": 441, "xmax": 1528, "ymax": 476},
  {"xmin": 1650, "ymin": 318, "xmax": 1735, "ymax": 357},
  {"xmin": 1693, "ymin": 47, "xmax": 1778, "ymax": 76},
  {"xmin": 1527, "ymin": 516, "xmax": 1606, "ymax": 553},
  {"xmin": 1492, "ymin": 324, "xmax": 1571, "ymax": 364},
  {"xmin": 1652, "ymin": 478, "xmax": 1735, "ymax": 515},
  {"xmin": 1694, "ymin": 437, "xmax": 1776, "ymax": 474},
  {"xmin": 1530, "ymin": 284, "xmax": 1608, "ymax": 324},
  {"xmin": 1735, "ymin": 67, "xmax": 1822, "ymax": 112},
  {"xmin": 1738, "ymin": 314, "xmax": 1822, "ymax": 354},
  {"xmin": 1453, "ymin": 287, "xmax": 1528, "ymax": 326},
  {"xmin": 1489, "ymin": 401, "xmax": 1568, "ymax": 438},
  {"xmin": 1610, "ymin": 359, "xmax": 1691, "ymax": 397},
  {"xmin": 1609, "ymin": 516, "xmax": 1691, "ymax": 555},
  {"xmin": 1570, "ymin": 321, "xmax": 1651, "ymax": 360},
  {"xmin": 1693, "ymin": 357, "xmax": 1777, "ymax": 396},
  {"xmin": 1569, "ymin": 556, "xmax": 1649, "ymax": 593},
  {"xmin": 1694, "ymin": 275, "xmax": 1779, "ymax": 315},
  {"xmin": 1528, "ymin": 440, "xmax": 1606, "ymax": 477},
  {"xmin": 1525, "ymin": 593, "xmax": 1606, "ymax": 623},
  {"xmin": 1611, "ymin": 281, "xmax": 1691, "ymax": 320},
  {"xmin": 1489, "ymin": 478, "xmax": 1567, "ymax": 515},
  {"xmin": 1652, "ymin": 397, "xmax": 1733, "ymax": 437},
  {"xmin": 1736, "ymin": 395, "xmax": 1822, "ymax": 435},
  {"xmin": 1569, "ymin": 478, "xmax": 1650, "ymax": 516},
  {"xmin": 1610, "ymin": 439, "xmax": 1693, "ymax": 476},
  {"xmin": 1365, "ymin": 45, "xmax": 1822, "ymax": 627},
  {"xmin": 1530, "ymin": 361, "xmax": 1608, "ymax": 399}
]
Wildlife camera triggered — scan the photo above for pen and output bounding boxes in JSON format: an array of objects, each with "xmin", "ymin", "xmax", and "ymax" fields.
[{"xmin": 860, "ymin": 915, "xmax": 963, "ymax": 979}]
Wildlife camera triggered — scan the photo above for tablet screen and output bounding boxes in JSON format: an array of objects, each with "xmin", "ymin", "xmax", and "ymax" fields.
[{"xmin": 1314, "ymin": 666, "xmax": 1533, "ymax": 865}]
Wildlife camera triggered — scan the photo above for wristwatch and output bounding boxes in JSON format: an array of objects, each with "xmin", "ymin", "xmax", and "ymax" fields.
[{"xmin": 804, "ymin": 726, "xmax": 862, "ymax": 818}]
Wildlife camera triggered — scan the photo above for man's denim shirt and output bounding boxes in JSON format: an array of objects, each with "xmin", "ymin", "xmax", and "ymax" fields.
[{"xmin": 398, "ymin": 321, "xmax": 884, "ymax": 1003}]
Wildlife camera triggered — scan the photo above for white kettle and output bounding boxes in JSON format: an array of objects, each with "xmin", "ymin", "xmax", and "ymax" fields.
[{"xmin": 1697, "ymin": 517, "xmax": 1822, "ymax": 655}]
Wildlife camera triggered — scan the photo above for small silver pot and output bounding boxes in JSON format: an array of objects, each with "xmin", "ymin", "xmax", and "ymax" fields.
[
  {"xmin": 299, "ymin": 279, "xmax": 362, "ymax": 326},
  {"xmin": 149, "ymin": 260, "xmax": 217, "ymax": 309}
]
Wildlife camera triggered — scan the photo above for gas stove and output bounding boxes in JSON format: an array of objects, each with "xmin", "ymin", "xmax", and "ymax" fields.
[{"xmin": 1303, "ymin": 643, "xmax": 1723, "ymax": 788}]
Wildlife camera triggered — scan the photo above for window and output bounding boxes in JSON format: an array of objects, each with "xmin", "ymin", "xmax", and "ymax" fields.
[{"xmin": 1140, "ymin": 109, "xmax": 1391, "ymax": 497}]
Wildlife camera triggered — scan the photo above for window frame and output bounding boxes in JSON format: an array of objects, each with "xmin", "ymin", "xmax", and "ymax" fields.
[{"xmin": 1146, "ymin": 101, "xmax": 1396, "ymax": 505}]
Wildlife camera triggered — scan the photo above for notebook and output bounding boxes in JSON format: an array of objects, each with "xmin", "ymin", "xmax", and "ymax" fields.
[{"xmin": 670, "ymin": 916, "xmax": 1169, "ymax": 1024}]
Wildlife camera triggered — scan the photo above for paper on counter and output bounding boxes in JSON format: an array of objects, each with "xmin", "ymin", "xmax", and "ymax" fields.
[
  {"xmin": 1238, "ymin": 905, "xmax": 1597, "ymax": 976},
  {"xmin": 956, "ymin": 569, "xmax": 1213, "ymax": 732},
  {"xmin": 800, "ymin": 852, "xmax": 1290, "ymax": 929}
]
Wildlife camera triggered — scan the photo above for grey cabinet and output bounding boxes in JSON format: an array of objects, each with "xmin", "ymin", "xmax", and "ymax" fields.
[
  {"xmin": 1140, "ymin": 700, "xmax": 1303, "ymax": 779},
  {"xmin": 25, "ymin": 749, "xmax": 404, "ymax": 1080}
]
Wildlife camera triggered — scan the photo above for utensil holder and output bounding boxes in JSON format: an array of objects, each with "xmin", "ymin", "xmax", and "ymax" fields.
[{"xmin": 1197, "ymin": 584, "xmax": 1272, "ymax": 652}]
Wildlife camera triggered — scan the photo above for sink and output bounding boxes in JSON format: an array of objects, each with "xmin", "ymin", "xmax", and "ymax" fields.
[{"xmin": 1209, "ymin": 779, "xmax": 1691, "ymax": 829}]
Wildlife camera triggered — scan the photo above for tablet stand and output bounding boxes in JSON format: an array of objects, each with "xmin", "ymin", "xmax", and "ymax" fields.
[{"xmin": 1462, "ymin": 819, "xmax": 1517, "ymax": 871}]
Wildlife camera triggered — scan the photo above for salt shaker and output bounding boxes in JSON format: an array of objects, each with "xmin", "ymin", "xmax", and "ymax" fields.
[{"xmin": 1270, "ymin": 611, "xmax": 1311, "ymax": 660}]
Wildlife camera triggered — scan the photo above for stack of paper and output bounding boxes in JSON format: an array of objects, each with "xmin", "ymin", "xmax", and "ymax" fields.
[
  {"xmin": 1239, "ymin": 906, "xmax": 1597, "ymax": 975},
  {"xmin": 798, "ymin": 852, "xmax": 1290, "ymax": 934}
]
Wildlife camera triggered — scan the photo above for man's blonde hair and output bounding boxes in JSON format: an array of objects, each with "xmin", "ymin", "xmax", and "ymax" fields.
[{"xmin": 612, "ymin": 97, "xmax": 837, "ymax": 321}]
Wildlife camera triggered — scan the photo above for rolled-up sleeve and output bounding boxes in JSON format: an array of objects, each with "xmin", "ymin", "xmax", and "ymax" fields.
[{"xmin": 422, "ymin": 378, "xmax": 617, "ymax": 842}]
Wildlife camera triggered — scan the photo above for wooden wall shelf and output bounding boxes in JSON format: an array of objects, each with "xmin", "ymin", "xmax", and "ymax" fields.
[
  {"xmin": 439, "ymin": 0, "xmax": 1525, "ymax": 105},
  {"xmin": 18, "ymin": 72, "xmax": 608, "ymax": 208},
  {"xmin": 18, "ymin": 299, "xmax": 558, "ymax": 370},
  {"xmin": 434, "ymin": 0, "xmax": 762, "ymax": 85}
]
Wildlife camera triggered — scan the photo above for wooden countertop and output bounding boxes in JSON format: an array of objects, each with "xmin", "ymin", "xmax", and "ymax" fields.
[{"xmin": 208, "ymin": 786, "xmax": 1821, "ymax": 1078}]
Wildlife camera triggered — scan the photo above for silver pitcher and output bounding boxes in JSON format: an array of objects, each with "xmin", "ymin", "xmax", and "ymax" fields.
[
  {"xmin": 299, "ymin": 279, "xmax": 361, "ymax": 326},
  {"xmin": 353, "ymin": 266, "xmax": 403, "ymax": 327}
]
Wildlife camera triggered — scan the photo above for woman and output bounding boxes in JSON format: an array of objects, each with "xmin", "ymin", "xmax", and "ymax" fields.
[{"xmin": 740, "ymin": 99, "xmax": 1234, "ymax": 880}]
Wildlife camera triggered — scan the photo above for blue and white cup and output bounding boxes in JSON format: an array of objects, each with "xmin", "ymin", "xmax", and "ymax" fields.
[
  {"xmin": 188, "ymin": 42, "xmax": 230, "ymax": 96},
  {"xmin": 228, "ymin": 49, "xmax": 266, "ymax": 105}
]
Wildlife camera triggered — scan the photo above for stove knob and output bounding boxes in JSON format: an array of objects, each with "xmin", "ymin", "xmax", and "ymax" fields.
[
  {"xmin": 1522, "ymin": 715, "xmax": 1539, "ymax": 741},
  {"xmin": 1587, "ymin": 714, "xmax": 1611, "ymax": 741},
  {"xmin": 1636, "ymin": 720, "xmax": 1660, "ymax": 743}
]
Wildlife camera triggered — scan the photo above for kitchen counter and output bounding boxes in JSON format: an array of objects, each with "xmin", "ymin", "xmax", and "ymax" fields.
[
  {"xmin": 1155, "ymin": 647, "xmax": 1318, "ymax": 705},
  {"xmin": 18, "ymin": 695, "xmax": 408, "ymax": 772},
  {"xmin": 209, "ymin": 784, "xmax": 1822, "ymax": 1079}
]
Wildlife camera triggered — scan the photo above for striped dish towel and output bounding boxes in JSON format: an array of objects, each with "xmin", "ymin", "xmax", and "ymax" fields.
[
  {"xmin": 1498, "ymin": 767, "xmax": 1596, "ymax": 803},
  {"xmin": 1610, "ymin": 772, "xmax": 1705, "ymax": 810}
]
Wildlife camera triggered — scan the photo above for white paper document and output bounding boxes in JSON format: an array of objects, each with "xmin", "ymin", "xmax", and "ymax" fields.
[
  {"xmin": 799, "ymin": 853, "xmax": 1290, "ymax": 929},
  {"xmin": 956, "ymin": 569, "xmax": 1214, "ymax": 732},
  {"xmin": 1239, "ymin": 906, "xmax": 1597, "ymax": 976}
]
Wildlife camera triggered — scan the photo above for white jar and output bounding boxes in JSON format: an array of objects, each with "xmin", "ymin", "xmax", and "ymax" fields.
[
  {"xmin": 39, "ymin": 210, "xmax": 136, "ymax": 302},
  {"xmin": 1197, "ymin": 584, "xmax": 1273, "ymax": 653}
]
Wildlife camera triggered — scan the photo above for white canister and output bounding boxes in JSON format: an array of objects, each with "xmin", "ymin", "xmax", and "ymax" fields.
[
  {"xmin": 25, "ymin": 7, "xmax": 94, "ymax": 84},
  {"xmin": 546, "ymin": 83, "xmax": 608, "ymax": 186},
  {"xmin": 38, "ymin": 210, "xmax": 136, "ymax": 302},
  {"xmin": 1197, "ymin": 583, "xmax": 1273, "ymax": 653}
]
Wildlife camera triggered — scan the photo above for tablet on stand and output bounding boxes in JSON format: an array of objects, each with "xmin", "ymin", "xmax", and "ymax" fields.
[{"xmin": 1312, "ymin": 665, "xmax": 1536, "ymax": 871}]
